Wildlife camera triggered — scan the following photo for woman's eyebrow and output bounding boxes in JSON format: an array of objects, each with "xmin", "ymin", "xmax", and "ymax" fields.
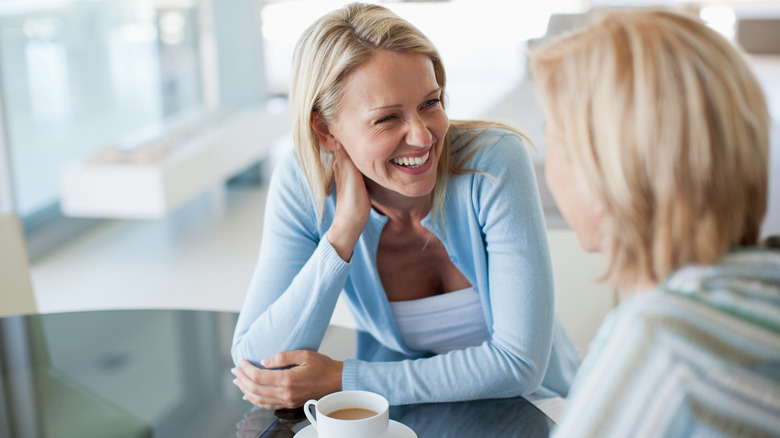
[
  {"xmin": 369, "ymin": 88, "xmax": 442, "ymax": 112},
  {"xmin": 370, "ymin": 103, "xmax": 402, "ymax": 111}
]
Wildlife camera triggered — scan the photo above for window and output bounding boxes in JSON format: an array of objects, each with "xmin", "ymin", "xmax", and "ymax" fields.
[
  {"xmin": 0, "ymin": 0, "xmax": 271, "ymax": 257},
  {"xmin": 0, "ymin": 0, "xmax": 203, "ymax": 217}
]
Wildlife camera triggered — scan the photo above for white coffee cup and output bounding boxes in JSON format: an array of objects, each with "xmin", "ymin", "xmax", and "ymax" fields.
[{"xmin": 303, "ymin": 390, "xmax": 390, "ymax": 438}]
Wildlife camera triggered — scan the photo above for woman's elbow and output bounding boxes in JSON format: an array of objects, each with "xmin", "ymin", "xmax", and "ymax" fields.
[
  {"xmin": 521, "ymin": 372, "xmax": 544, "ymax": 395},
  {"xmin": 231, "ymin": 335, "xmax": 248, "ymax": 366},
  {"xmin": 511, "ymin": 363, "xmax": 545, "ymax": 395},
  {"xmin": 500, "ymin": 347, "xmax": 549, "ymax": 395}
]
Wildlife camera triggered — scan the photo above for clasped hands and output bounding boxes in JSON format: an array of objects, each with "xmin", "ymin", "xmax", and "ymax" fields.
[{"xmin": 231, "ymin": 350, "xmax": 344, "ymax": 410}]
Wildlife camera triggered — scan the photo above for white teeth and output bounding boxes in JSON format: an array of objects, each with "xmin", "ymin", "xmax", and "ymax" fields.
[{"xmin": 392, "ymin": 152, "xmax": 429, "ymax": 168}]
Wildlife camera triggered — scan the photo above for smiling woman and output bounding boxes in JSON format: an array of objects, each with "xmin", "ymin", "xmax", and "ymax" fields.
[
  {"xmin": 313, "ymin": 50, "xmax": 448, "ymax": 207},
  {"xmin": 230, "ymin": 2, "xmax": 578, "ymax": 409}
]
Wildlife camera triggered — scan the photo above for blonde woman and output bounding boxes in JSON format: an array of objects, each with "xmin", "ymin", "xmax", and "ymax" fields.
[
  {"xmin": 529, "ymin": 7, "xmax": 780, "ymax": 437},
  {"xmin": 230, "ymin": 3, "xmax": 578, "ymax": 408}
]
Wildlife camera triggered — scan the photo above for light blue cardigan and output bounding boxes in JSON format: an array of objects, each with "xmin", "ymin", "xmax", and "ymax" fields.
[{"xmin": 232, "ymin": 128, "xmax": 579, "ymax": 405}]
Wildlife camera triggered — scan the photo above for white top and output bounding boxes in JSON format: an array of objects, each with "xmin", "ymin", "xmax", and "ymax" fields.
[{"xmin": 389, "ymin": 287, "xmax": 491, "ymax": 354}]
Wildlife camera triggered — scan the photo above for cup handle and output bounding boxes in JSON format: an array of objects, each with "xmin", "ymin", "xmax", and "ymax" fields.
[{"xmin": 303, "ymin": 399, "xmax": 318, "ymax": 428}]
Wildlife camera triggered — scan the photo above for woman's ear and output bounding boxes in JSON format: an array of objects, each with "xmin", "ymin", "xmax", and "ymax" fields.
[{"xmin": 311, "ymin": 113, "xmax": 340, "ymax": 152}]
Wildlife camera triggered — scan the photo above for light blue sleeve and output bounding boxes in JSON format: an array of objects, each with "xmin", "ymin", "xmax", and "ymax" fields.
[
  {"xmin": 342, "ymin": 131, "xmax": 558, "ymax": 404},
  {"xmin": 231, "ymin": 152, "xmax": 350, "ymax": 365}
]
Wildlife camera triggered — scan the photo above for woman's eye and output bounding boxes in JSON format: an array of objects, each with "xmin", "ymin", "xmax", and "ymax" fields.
[
  {"xmin": 424, "ymin": 98, "xmax": 441, "ymax": 108},
  {"xmin": 374, "ymin": 115, "xmax": 396, "ymax": 125}
]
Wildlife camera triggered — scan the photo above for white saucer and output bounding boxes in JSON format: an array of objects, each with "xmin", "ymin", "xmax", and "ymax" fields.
[{"xmin": 293, "ymin": 419, "xmax": 417, "ymax": 437}]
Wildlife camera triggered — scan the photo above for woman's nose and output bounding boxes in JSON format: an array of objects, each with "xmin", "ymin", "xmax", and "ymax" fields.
[{"xmin": 405, "ymin": 115, "xmax": 433, "ymax": 147}]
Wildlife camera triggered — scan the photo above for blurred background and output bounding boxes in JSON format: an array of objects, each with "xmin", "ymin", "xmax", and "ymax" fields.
[{"xmin": 1, "ymin": 0, "xmax": 778, "ymax": 336}]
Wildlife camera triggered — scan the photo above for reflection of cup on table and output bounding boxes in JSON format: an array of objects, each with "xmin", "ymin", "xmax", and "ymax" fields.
[{"xmin": 304, "ymin": 390, "xmax": 389, "ymax": 438}]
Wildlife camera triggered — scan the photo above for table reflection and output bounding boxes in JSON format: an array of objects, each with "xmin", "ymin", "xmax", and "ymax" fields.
[
  {"xmin": 391, "ymin": 396, "xmax": 552, "ymax": 437},
  {"xmin": 0, "ymin": 310, "xmax": 245, "ymax": 438}
]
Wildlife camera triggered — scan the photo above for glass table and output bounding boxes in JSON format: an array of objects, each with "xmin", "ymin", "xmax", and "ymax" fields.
[
  {"xmin": 239, "ymin": 396, "xmax": 553, "ymax": 438},
  {"xmin": 0, "ymin": 309, "xmax": 554, "ymax": 437}
]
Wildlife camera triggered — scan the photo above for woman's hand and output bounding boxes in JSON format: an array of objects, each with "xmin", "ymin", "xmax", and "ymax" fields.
[
  {"xmin": 232, "ymin": 351, "xmax": 344, "ymax": 410},
  {"xmin": 328, "ymin": 147, "xmax": 371, "ymax": 261}
]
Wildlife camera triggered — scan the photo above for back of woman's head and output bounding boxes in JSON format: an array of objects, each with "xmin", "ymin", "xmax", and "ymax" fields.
[
  {"xmin": 529, "ymin": 7, "xmax": 769, "ymax": 288},
  {"xmin": 290, "ymin": 2, "xmax": 445, "ymax": 216}
]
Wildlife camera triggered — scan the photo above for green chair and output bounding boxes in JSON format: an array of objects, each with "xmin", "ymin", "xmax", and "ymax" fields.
[{"xmin": 0, "ymin": 213, "xmax": 36, "ymax": 317}]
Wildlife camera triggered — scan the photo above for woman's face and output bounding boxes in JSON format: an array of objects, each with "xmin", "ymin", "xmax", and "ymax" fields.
[
  {"xmin": 544, "ymin": 123, "xmax": 606, "ymax": 252},
  {"xmin": 326, "ymin": 50, "xmax": 449, "ymax": 200}
]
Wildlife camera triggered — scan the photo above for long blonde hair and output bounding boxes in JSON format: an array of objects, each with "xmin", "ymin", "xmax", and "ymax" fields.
[
  {"xmin": 529, "ymin": 7, "xmax": 769, "ymax": 288},
  {"xmin": 290, "ymin": 2, "xmax": 527, "ymax": 222}
]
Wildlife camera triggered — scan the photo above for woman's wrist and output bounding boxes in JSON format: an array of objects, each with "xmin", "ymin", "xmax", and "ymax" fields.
[
  {"xmin": 331, "ymin": 360, "xmax": 344, "ymax": 393},
  {"xmin": 327, "ymin": 223, "xmax": 360, "ymax": 262}
]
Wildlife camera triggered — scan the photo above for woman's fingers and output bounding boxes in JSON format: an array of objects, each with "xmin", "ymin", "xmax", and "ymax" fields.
[
  {"xmin": 258, "ymin": 351, "xmax": 300, "ymax": 369},
  {"xmin": 232, "ymin": 366, "xmax": 297, "ymax": 409},
  {"xmin": 232, "ymin": 351, "xmax": 343, "ymax": 409},
  {"xmin": 232, "ymin": 359, "xmax": 287, "ymax": 392},
  {"xmin": 241, "ymin": 388, "xmax": 296, "ymax": 410}
]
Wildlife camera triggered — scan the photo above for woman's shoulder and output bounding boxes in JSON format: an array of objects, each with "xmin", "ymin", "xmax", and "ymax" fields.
[
  {"xmin": 268, "ymin": 147, "xmax": 313, "ymax": 194},
  {"xmin": 660, "ymin": 248, "xmax": 780, "ymax": 331},
  {"xmin": 271, "ymin": 147, "xmax": 304, "ymax": 179},
  {"xmin": 567, "ymin": 281, "xmax": 780, "ymax": 438},
  {"xmin": 448, "ymin": 123, "xmax": 533, "ymax": 168},
  {"xmin": 449, "ymin": 123, "xmax": 527, "ymax": 149},
  {"xmin": 586, "ymin": 289, "xmax": 754, "ymax": 378},
  {"xmin": 598, "ymin": 249, "xmax": 780, "ymax": 348},
  {"xmin": 266, "ymin": 147, "xmax": 319, "ymax": 210}
]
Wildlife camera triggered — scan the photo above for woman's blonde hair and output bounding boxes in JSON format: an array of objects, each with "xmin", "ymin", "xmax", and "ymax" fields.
[
  {"xmin": 528, "ymin": 7, "xmax": 769, "ymax": 288},
  {"xmin": 290, "ymin": 2, "xmax": 525, "ymax": 222}
]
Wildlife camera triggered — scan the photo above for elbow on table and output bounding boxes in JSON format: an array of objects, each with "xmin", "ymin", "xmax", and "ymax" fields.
[
  {"xmin": 231, "ymin": 333, "xmax": 257, "ymax": 367},
  {"xmin": 230, "ymin": 338, "xmax": 244, "ymax": 366},
  {"xmin": 230, "ymin": 332, "xmax": 286, "ymax": 368},
  {"xmin": 498, "ymin": 349, "xmax": 547, "ymax": 397},
  {"xmin": 511, "ymin": 366, "xmax": 544, "ymax": 397},
  {"xmin": 482, "ymin": 365, "xmax": 543, "ymax": 399}
]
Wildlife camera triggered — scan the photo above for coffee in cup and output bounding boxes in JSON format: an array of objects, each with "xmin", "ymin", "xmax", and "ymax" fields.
[
  {"xmin": 304, "ymin": 390, "xmax": 389, "ymax": 438},
  {"xmin": 327, "ymin": 407, "xmax": 378, "ymax": 420}
]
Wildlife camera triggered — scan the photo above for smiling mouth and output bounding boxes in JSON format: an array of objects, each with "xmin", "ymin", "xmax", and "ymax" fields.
[{"xmin": 391, "ymin": 151, "xmax": 430, "ymax": 169}]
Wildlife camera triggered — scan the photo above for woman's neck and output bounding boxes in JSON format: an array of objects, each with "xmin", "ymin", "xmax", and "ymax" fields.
[
  {"xmin": 620, "ymin": 280, "xmax": 658, "ymax": 300},
  {"xmin": 361, "ymin": 171, "xmax": 433, "ymax": 224},
  {"xmin": 368, "ymin": 186, "xmax": 432, "ymax": 226}
]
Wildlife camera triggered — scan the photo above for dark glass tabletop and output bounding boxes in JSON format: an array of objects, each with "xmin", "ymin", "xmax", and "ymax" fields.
[
  {"xmin": 239, "ymin": 396, "xmax": 553, "ymax": 438},
  {"xmin": 0, "ymin": 309, "xmax": 553, "ymax": 438}
]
